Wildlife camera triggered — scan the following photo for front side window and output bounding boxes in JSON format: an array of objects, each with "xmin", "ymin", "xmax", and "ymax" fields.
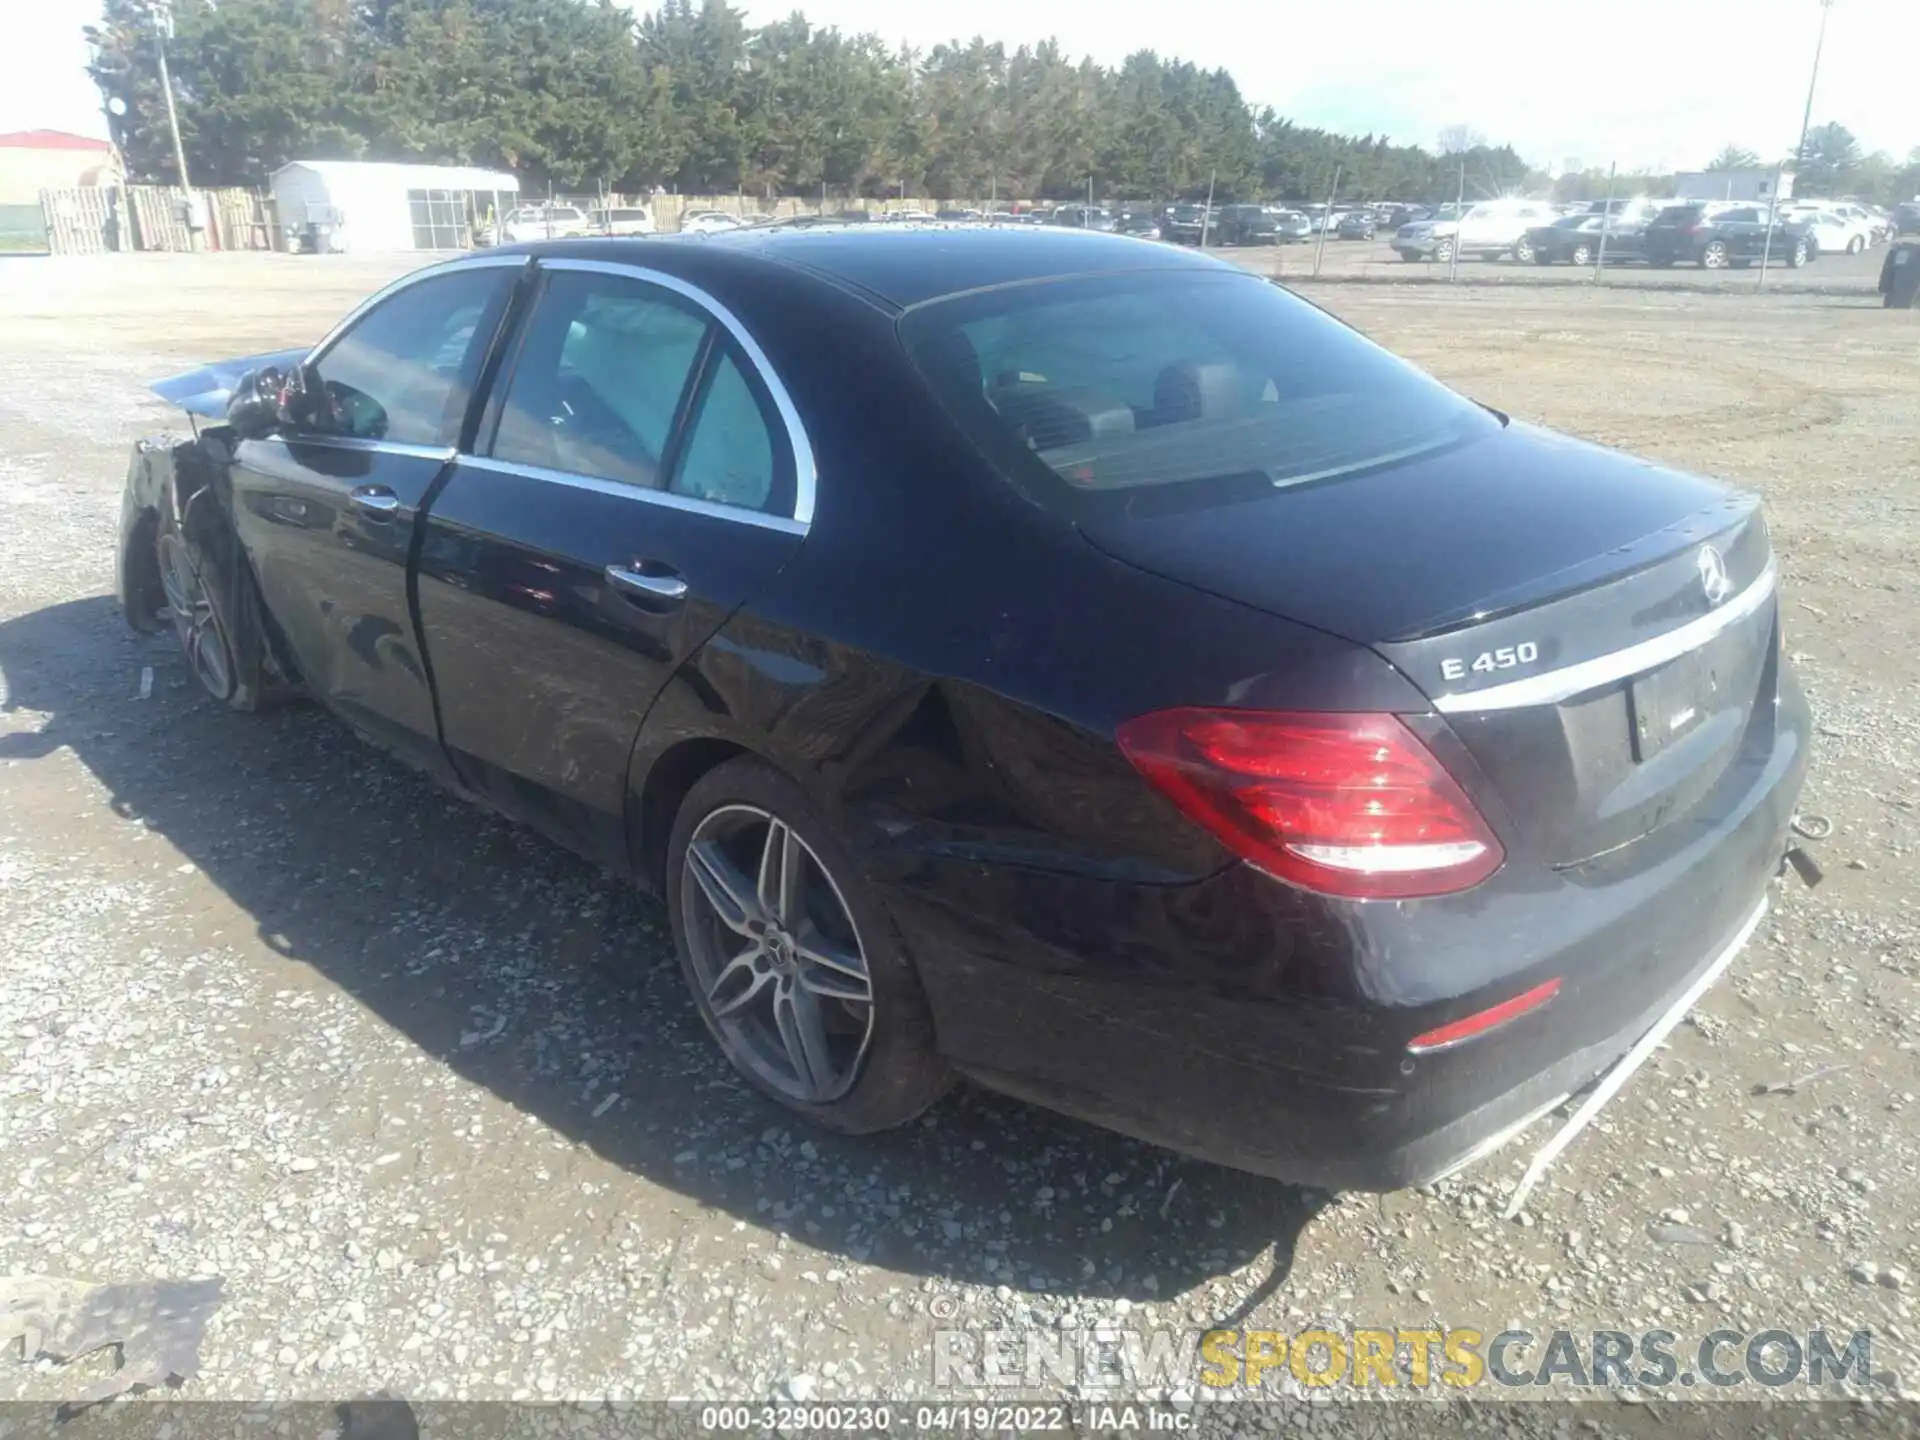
[
  {"xmin": 490, "ymin": 271, "xmax": 710, "ymax": 488},
  {"xmin": 309, "ymin": 267, "xmax": 508, "ymax": 444},
  {"xmin": 905, "ymin": 270, "xmax": 1496, "ymax": 514}
]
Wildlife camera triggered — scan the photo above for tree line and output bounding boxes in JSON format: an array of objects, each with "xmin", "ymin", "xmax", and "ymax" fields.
[
  {"xmin": 85, "ymin": 0, "xmax": 1916, "ymax": 208},
  {"xmin": 85, "ymin": 0, "xmax": 1533, "ymax": 202}
]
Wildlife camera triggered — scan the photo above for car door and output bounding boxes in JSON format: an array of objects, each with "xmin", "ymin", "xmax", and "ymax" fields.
[
  {"xmin": 228, "ymin": 257, "xmax": 525, "ymax": 780},
  {"xmin": 414, "ymin": 259, "xmax": 811, "ymax": 868},
  {"xmin": 1717, "ymin": 208, "xmax": 1761, "ymax": 258}
]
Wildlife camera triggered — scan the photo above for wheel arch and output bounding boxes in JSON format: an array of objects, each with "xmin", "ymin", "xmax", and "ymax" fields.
[{"xmin": 631, "ymin": 735, "xmax": 754, "ymax": 893}]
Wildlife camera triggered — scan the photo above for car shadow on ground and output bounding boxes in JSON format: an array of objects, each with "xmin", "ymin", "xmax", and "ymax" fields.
[{"xmin": 0, "ymin": 596, "xmax": 1327, "ymax": 1306}]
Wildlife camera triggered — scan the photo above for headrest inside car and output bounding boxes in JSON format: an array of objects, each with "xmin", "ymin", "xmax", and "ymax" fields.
[{"xmin": 1153, "ymin": 361, "xmax": 1242, "ymax": 425}]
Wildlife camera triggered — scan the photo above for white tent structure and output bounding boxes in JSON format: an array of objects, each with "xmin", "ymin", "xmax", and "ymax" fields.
[{"xmin": 270, "ymin": 160, "xmax": 519, "ymax": 253}]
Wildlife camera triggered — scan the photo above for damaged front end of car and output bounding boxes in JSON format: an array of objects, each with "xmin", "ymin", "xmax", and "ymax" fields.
[{"xmin": 117, "ymin": 349, "xmax": 309, "ymax": 710}]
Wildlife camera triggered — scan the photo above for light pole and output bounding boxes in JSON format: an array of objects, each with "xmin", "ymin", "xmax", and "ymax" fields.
[
  {"xmin": 147, "ymin": 0, "xmax": 200, "ymax": 248},
  {"xmin": 1791, "ymin": 0, "xmax": 1835, "ymax": 189},
  {"xmin": 1761, "ymin": 0, "xmax": 1834, "ymax": 288}
]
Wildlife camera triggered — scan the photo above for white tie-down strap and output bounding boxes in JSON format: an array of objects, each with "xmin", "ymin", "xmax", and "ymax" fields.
[{"xmin": 1503, "ymin": 895, "xmax": 1769, "ymax": 1219}]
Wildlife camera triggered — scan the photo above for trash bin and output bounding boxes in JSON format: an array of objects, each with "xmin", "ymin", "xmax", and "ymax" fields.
[{"xmin": 1883, "ymin": 242, "xmax": 1920, "ymax": 309}]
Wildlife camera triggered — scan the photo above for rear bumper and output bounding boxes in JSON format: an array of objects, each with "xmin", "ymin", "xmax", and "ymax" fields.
[{"xmin": 891, "ymin": 665, "xmax": 1809, "ymax": 1192}]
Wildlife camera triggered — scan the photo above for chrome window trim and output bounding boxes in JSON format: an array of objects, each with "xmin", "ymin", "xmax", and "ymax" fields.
[
  {"xmin": 303, "ymin": 254, "xmax": 533, "ymax": 371},
  {"xmin": 532, "ymin": 257, "xmax": 818, "ymax": 527},
  {"xmin": 459, "ymin": 455, "xmax": 808, "ymax": 536},
  {"xmin": 1431, "ymin": 561, "xmax": 1778, "ymax": 715},
  {"xmin": 246, "ymin": 434, "xmax": 457, "ymax": 465}
]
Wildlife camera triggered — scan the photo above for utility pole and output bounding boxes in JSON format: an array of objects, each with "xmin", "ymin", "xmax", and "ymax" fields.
[
  {"xmin": 1594, "ymin": 161, "xmax": 1616, "ymax": 280},
  {"xmin": 147, "ymin": 0, "xmax": 198, "ymax": 250},
  {"xmin": 1448, "ymin": 158, "xmax": 1465, "ymax": 282},
  {"xmin": 1312, "ymin": 164, "xmax": 1340, "ymax": 277},
  {"xmin": 1792, "ymin": 0, "xmax": 1836, "ymax": 192},
  {"xmin": 1764, "ymin": 0, "xmax": 1834, "ymax": 289}
]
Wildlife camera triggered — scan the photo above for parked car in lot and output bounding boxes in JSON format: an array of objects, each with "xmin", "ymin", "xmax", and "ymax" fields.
[
  {"xmin": 1165, "ymin": 203, "xmax": 1214, "ymax": 245},
  {"xmin": 936, "ymin": 208, "xmax": 984, "ymax": 222},
  {"xmin": 1525, "ymin": 214, "xmax": 1606, "ymax": 265},
  {"xmin": 1790, "ymin": 208, "xmax": 1875, "ymax": 255},
  {"xmin": 1335, "ymin": 210, "xmax": 1377, "ymax": 240},
  {"xmin": 1047, "ymin": 204, "xmax": 1116, "ymax": 232},
  {"xmin": 1643, "ymin": 204, "xmax": 1812, "ymax": 269},
  {"xmin": 1212, "ymin": 204, "xmax": 1282, "ymax": 245},
  {"xmin": 1269, "ymin": 209, "xmax": 1313, "ymax": 243},
  {"xmin": 1113, "ymin": 209, "xmax": 1164, "ymax": 240},
  {"xmin": 588, "ymin": 205, "xmax": 656, "ymax": 237},
  {"xmin": 1395, "ymin": 199, "xmax": 1558, "ymax": 263},
  {"xmin": 681, "ymin": 210, "xmax": 745, "ymax": 234},
  {"xmin": 121, "ymin": 228, "xmax": 1806, "ymax": 1192},
  {"xmin": 499, "ymin": 204, "xmax": 591, "ymax": 244}
]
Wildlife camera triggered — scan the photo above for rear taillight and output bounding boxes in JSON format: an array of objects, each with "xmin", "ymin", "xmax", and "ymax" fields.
[{"xmin": 1116, "ymin": 709, "xmax": 1503, "ymax": 899}]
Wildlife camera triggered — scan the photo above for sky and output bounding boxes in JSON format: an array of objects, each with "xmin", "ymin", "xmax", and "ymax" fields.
[{"xmin": 5, "ymin": 0, "xmax": 1914, "ymax": 174}]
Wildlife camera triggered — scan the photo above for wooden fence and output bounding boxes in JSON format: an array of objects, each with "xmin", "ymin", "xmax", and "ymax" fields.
[{"xmin": 36, "ymin": 185, "xmax": 273, "ymax": 255}]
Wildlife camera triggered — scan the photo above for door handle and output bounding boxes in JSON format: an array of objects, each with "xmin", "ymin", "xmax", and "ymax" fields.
[
  {"xmin": 350, "ymin": 485, "xmax": 401, "ymax": 519},
  {"xmin": 605, "ymin": 564, "xmax": 689, "ymax": 604}
]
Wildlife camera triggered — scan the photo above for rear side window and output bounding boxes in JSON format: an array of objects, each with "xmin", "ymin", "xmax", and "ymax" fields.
[
  {"xmin": 671, "ymin": 350, "xmax": 783, "ymax": 513},
  {"xmin": 904, "ymin": 271, "xmax": 1495, "ymax": 510},
  {"xmin": 490, "ymin": 270, "xmax": 709, "ymax": 488}
]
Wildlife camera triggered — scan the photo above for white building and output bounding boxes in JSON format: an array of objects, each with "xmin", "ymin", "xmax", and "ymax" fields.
[
  {"xmin": 270, "ymin": 160, "xmax": 519, "ymax": 252},
  {"xmin": 1672, "ymin": 169, "xmax": 1795, "ymax": 204}
]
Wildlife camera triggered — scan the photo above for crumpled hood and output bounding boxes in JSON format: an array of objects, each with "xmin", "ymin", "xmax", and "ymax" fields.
[{"xmin": 148, "ymin": 347, "xmax": 310, "ymax": 420}]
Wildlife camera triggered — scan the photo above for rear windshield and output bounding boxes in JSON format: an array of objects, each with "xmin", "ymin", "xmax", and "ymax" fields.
[{"xmin": 903, "ymin": 270, "xmax": 1496, "ymax": 509}]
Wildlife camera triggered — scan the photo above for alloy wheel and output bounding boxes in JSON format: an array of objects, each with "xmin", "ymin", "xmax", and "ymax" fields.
[
  {"xmin": 1702, "ymin": 242, "xmax": 1728, "ymax": 269},
  {"xmin": 157, "ymin": 529, "xmax": 234, "ymax": 700},
  {"xmin": 680, "ymin": 803, "xmax": 875, "ymax": 1103}
]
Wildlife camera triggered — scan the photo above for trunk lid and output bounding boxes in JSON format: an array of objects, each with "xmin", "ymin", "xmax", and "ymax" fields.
[{"xmin": 1077, "ymin": 422, "xmax": 1779, "ymax": 866}]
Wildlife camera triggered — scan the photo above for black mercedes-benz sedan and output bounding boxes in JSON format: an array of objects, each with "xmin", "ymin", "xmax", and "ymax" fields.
[{"xmin": 119, "ymin": 228, "xmax": 1808, "ymax": 1192}]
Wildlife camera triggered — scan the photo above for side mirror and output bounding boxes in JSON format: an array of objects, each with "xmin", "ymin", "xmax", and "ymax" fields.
[
  {"xmin": 276, "ymin": 361, "xmax": 328, "ymax": 432},
  {"xmin": 225, "ymin": 367, "xmax": 284, "ymax": 440}
]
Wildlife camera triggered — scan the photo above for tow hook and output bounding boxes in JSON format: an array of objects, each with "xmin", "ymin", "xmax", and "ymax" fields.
[
  {"xmin": 1782, "ymin": 846, "xmax": 1824, "ymax": 888},
  {"xmin": 1781, "ymin": 812, "xmax": 1831, "ymax": 888}
]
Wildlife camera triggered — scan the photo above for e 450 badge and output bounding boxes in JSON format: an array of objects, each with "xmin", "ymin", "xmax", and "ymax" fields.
[{"xmin": 1441, "ymin": 641, "xmax": 1540, "ymax": 683}]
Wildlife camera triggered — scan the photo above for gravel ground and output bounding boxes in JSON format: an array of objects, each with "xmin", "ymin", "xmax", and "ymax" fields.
[{"xmin": 0, "ymin": 252, "xmax": 1915, "ymax": 1413}]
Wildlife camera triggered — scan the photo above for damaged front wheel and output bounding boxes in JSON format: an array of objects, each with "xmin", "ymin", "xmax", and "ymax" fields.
[
  {"xmin": 154, "ymin": 484, "xmax": 290, "ymax": 712},
  {"xmin": 157, "ymin": 511, "xmax": 236, "ymax": 702}
]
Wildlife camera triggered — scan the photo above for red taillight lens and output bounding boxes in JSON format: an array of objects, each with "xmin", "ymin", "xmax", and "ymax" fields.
[{"xmin": 1115, "ymin": 709, "xmax": 1503, "ymax": 899}]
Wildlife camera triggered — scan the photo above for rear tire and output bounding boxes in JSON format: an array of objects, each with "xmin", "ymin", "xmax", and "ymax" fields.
[
  {"xmin": 1433, "ymin": 239, "xmax": 1455, "ymax": 263},
  {"xmin": 666, "ymin": 755, "xmax": 953, "ymax": 1134},
  {"xmin": 1700, "ymin": 241, "xmax": 1728, "ymax": 269},
  {"xmin": 1847, "ymin": 236, "xmax": 1865, "ymax": 255},
  {"xmin": 1513, "ymin": 236, "xmax": 1535, "ymax": 264},
  {"xmin": 1788, "ymin": 238, "xmax": 1810, "ymax": 268},
  {"xmin": 1569, "ymin": 242, "xmax": 1594, "ymax": 267}
]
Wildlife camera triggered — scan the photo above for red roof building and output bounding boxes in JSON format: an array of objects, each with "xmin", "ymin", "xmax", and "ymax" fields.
[{"xmin": 0, "ymin": 129, "xmax": 125, "ymax": 201}]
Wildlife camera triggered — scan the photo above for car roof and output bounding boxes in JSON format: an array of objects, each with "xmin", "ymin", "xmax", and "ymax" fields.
[{"xmin": 491, "ymin": 226, "xmax": 1231, "ymax": 309}]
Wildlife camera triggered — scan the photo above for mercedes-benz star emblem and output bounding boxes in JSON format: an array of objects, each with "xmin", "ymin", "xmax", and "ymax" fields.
[{"xmin": 1697, "ymin": 545, "xmax": 1732, "ymax": 606}]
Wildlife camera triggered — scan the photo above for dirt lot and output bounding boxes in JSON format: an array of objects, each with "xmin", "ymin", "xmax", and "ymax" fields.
[{"xmin": 1, "ymin": 251, "xmax": 1916, "ymax": 1410}]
